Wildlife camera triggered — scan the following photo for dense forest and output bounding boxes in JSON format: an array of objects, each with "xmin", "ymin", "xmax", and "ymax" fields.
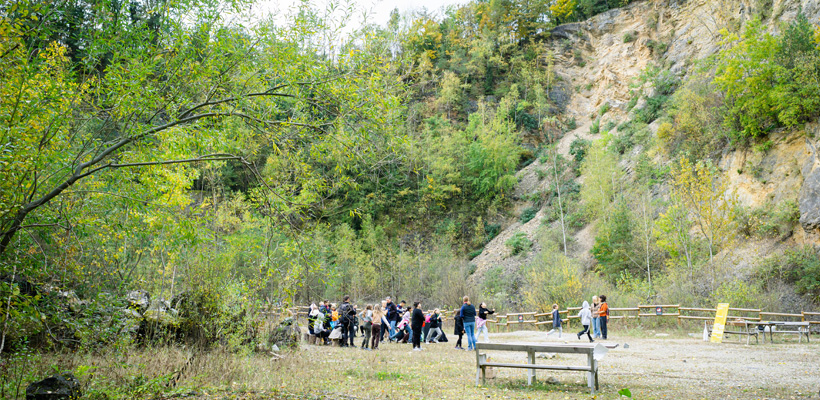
[{"xmin": 2, "ymin": 0, "xmax": 820, "ymax": 361}]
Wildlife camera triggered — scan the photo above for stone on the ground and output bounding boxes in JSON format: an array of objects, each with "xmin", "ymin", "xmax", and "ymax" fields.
[{"xmin": 25, "ymin": 373, "xmax": 81, "ymax": 400}]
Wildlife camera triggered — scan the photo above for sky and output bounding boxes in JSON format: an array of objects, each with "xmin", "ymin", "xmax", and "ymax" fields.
[{"xmin": 255, "ymin": 0, "xmax": 471, "ymax": 29}]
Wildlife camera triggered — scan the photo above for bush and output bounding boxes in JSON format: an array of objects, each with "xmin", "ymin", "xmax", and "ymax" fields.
[
  {"xmin": 634, "ymin": 94, "xmax": 668, "ymax": 123},
  {"xmin": 599, "ymin": 102, "xmax": 611, "ymax": 116},
  {"xmin": 569, "ymin": 138, "xmax": 591, "ymax": 164},
  {"xmin": 506, "ymin": 232, "xmax": 533, "ymax": 256},
  {"xmin": 520, "ymin": 206, "xmax": 539, "ymax": 224},
  {"xmin": 566, "ymin": 117, "xmax": 577, "ymax": 130},
  {"xmin": 590, "ymin": 118, "xmax": 600, "ymax": 134},
  {"xmin": 623, "ymin": 32, "xmax": 635, "ymax": 43},
  {"xmin": 757, "ymin": 246, "xmax": 820, "ymax": 301}
]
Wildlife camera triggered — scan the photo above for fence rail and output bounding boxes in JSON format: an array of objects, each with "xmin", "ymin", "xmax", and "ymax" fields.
[{"xmin": 483, "ymin": 305, "xmax": 819, "ymax": 332}]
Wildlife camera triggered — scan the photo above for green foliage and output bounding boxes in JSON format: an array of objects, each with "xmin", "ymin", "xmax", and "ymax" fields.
[
  {"xmin": 757, "ymin": 246, "xmax": 820, "ymax": 301},
  {"xmin": 634, "ymin": 94, "xmax": 669, "ymax": 124},
  {"xmin": 580, "ymin": 137, "xmax": 624, "ymax": 222},
  {"xmin": 592, "ymin": 201, "xmax": 640, "ymax": 282},
  {"xmin": 715, "ymin": 16, "xmax": 820, "ymax": 139},
  {"xmin": 599, "ymin": 102, "xmax": 611, "ymax": 116},
  {"xmin": 566, "ymin": 117, "xmax": 577, "ymax": 130},
  {"xmin": 734, "ymin": 200, "xmax": 799, "ymax": 238},
  {"xmin": 590, "ymin": 118, "xmax": 601, "ymax": 134},
  {"xmin": 711, "ymin": 279, "xmax": 760, "ymax": 308},
  {"xmin": 520, "ymin": 207, "xmax": 539, "ymax": 224},
  {"xmin": 505, "ymin": 232, "xmax": 533, "ymax": 256},
  {"xmin": 623, "ymin": 32, "xmax": 635, "ymax": 43},
  {"xmin": 569, "ymin": 138, "xmax": 591, "ymax": 165}
]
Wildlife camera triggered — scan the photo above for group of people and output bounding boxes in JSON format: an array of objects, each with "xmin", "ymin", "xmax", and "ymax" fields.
[
  {"xmin": 305, "ymin": 295, "xmax": 495, "ymax": 351},
  {"xmin": 565, "ymin": 294, "xmax": 609, "ymax": 342},
  {"xmin": 305, "ymin": 294, "xmax": 609, "ymax": 350}
]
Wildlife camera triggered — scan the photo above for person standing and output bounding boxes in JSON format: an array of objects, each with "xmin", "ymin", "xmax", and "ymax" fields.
[
  {"xmin": 577, "ymin": 300, "xmax": 594, "ymax": 342},
  {"xmin": 411, "ymin": 301, "xmax": 424, "ymax": 350},
  {"xmin": 460, "ymin": 296, "xmax": 478, "ymax": 351},
  {"xmin": 385, "ymin": 297, "xmax": 398, "ymax": 341},
  {"xmin": 371, "ymin": 304, "xmax": 384, "ymax": 350},
  {"xmin": 339, "ymin": 296, "xmax": 356, "ymax": 347},
  {"xmin": 426, "ymin": 309, "xmax": 443, "ymax": 343},
  {"xmin": 547, "ymin": 303, "xmax": 562, "ymax": 338},
  {"xmin": 453, "ymin": 309, "xmax": 465, "ymax": 349},
  {"xmin": 591, "ymin": 295, "xmax": 601, "ymax": 339},
  {"xmin": 599, "ymin": 295, "xmax": 609, "ymax": 340},
  {"xmin": 360, "ymin": 304, "xmax": 373, "ymax": 349},
  {"xmin": 476, "ymin": 302, "xmax": 495, "ymax": 342}
]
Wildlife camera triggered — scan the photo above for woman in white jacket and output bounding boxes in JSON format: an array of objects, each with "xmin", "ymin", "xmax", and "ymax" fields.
[{"xmin": 577, "ymin": 301, "xmax": 594, "ymax": 342}]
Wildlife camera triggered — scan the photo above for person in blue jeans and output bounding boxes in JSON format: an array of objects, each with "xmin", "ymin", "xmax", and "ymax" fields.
[{"xmin": 459, "ymin": 296, "xmax": 478, "ymax": 350}]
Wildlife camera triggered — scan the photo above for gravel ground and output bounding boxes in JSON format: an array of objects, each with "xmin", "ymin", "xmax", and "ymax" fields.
[{"xmin": 486, "ymin": 330, "xmax": 820, "ymax": 399}]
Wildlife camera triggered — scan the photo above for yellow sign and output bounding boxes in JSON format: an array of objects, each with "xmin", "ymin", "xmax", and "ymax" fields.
[{"xmin": 710, "ymin": 303, "xmax": 730, "ymax": 343}]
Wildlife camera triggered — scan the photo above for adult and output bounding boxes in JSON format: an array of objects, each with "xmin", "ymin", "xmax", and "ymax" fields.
[
  {"xmin": 476, "ymin": 302, "xmax": 495, "ymax": 342},
  {"xmin": 371, "ymin": 304, "xmax": 384, "ymax": 350},
  {"xmin": 411, "ymin": 301, "xmax": 425, "ymax": 350},
  {"xmin": 577, "ymin": 300, "xmax": 593, "ymax": 342},
  {"xmin": 599, "ymin": 295, "xmax": 609, "ymax": 340},
  {"xmin": 426, "ymin": 309, "xmax": 443, "ymax": 343},
  {"xmin": 459, "ymin": 296, "xmax": 478, "ymax": 351},
  {"xmin": 453, "ymin": 308, "xmax": 465, "ymax": 350},
  {"xmin": 307, "ymin": 303, "xmax": 319, "ymax": 335},
  {"xmin": 339, "ymin": 295, "xmax": 357, "ymax": 347},
  {"xmin": 379, "ymin": 300, "xmax": 391, "ymax": 342},
  {"xmin": 385, "ymin": 297, "xmax": 398, "ymax": 340},
  {"xmin": 591, "ymin": 295, "xmax": 601, "ymax": 339},
  {"xmin": 311, "ymin": 306, "xmax": 330, "ymax": 345},
  {"xmin": 360, "ymin": 304, "xmax": 373, "ymax": 349}
]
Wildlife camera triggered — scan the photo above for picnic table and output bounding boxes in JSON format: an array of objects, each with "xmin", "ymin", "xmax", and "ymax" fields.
[
  {"xmin": 743, "ymin": 321, "xmax": 810, "ymax": 343},
  {"xmin": 475, "ymin": 342, "xmax": 618, "ymax": 394}
]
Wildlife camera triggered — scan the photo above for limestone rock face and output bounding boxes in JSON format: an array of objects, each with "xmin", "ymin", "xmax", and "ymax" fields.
[{"xmin": 799, "ymin": 167, "xmax": 820, "ymax": 232}]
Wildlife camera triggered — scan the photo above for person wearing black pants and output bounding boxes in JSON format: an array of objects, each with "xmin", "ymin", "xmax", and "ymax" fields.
[
  {"xmin": 599, "ymin": 295, "xmax": 609, "ymax": 340},
  {"xmin": 453, "ymin": 311, "xmax": 465, "ymax": 349},
  {"xmin": 339, "ymin": 295, "xmax": 357, "ymax": 347},
  {"xmin": 411, "ymin": 301, "xmax": 424, "ymax": 350},
  {"xmin": 577, "ymin": 300, "xmax": 594, "ymax": 342}
]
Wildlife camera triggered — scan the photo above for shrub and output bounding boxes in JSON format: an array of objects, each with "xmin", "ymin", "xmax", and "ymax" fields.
[
  {"xmin": 634, "ymin": 94, "xmax": 668, "ymax": 123},
  {"xmin": 566, "ymin": 117, "xmax": 577, "ymax": 130},
  {"xmin": 506, "ymin": 232, "xmax": 533, "ymax": 256},
  {"xmin": 520, "ymin": 206, "xmax": 539, "ymax": 223},
  {"xmin": 623, "ymin": 32, "xmax": 635, "ymax": 43},
  {"xmin": 485, "ymin": 223, "xmax": 502, "ymax": 241},
  {"xmin": 599, "ymin": 102, "xmax": 611, "ymax": 116},
  {"xmin": 569, "ymin": 138, "xmax": 591, "ymax": 164},
  {"xmin": 626, "ymin": 93, "xmax": 639, "ymax": 111},
  {"xmin": 590, "ymin": 118, "xmax": 600, "ymax": 134},
  {"xmin": 757, "ymin": 246, "xmax": 820, "ymax": 301}
]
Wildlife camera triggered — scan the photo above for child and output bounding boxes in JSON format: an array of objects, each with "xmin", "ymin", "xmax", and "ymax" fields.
[
  {"xmin": 360, "ymin": 304, "xmax": 373, "ymax": 349},
  {"xmin": 454, "ymin": 309, "xmax": 465, "ymax": 350},
  {"xmin": 577, "ymin": 301, "xmax": 593, "ymax": 342},
  {"xmin": 476, "ymin": 302, "xmax": 495, "ymax": 342},
  {"xmin": 547, "ymin": 303, "xmax": 562, "ymax": 338},
  {"xmin": 426, "ymin": 309, "xmax": 443, "ymax": 343}
]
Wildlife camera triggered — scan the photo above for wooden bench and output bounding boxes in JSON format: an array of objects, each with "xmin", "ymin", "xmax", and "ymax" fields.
[{"xmin": 475, "ymin": 342, "xmax": 618, "ymax": 394}]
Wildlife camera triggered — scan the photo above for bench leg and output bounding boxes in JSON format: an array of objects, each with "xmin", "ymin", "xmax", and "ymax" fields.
[
  {"xmin": 587, "ymin": 353, "xmax": 596, "ymax": 394},
  {"xmin": 527, "ymin": 350, "xmax": 535, "ymax": 386}
]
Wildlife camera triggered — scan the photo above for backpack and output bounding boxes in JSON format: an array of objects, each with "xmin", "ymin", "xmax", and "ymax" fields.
[{"xmin": 339, "ymin": 303, "xmax": 354, "ymax": 324}]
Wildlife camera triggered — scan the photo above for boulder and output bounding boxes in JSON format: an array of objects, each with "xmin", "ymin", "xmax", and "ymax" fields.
[
  {"xmin": 56, "ymin": 291, "xmax": 83, "ymax": 313},
  {"xmin": 268, "ymin": 318, "xmax": 301, "ymax": 348},
  {"xmin": 25, "ymin": 373, "xmax": 81, "ymax": 400},
  {"xmin": 799, "ymin": 167, "xmax": 820, "ymax": 232},
  {"xmin": 126, "ymin": 290, "xmax": 150, "ymax": 313}
]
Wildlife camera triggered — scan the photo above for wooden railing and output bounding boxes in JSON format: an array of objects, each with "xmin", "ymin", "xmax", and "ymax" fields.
[{"xmin": 483, "ymin": 305, "xmax": 820, "ymax": 332}]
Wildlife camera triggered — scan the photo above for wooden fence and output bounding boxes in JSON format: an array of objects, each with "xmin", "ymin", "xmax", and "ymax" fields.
[{"xmin": 485, "ymin": 305, "xmax": 820, "ymax": 333}]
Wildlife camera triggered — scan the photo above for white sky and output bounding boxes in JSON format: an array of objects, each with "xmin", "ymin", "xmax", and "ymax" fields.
[{"xmin": 254, "ymin": 0, "xmax": 471, "ymax": 29}]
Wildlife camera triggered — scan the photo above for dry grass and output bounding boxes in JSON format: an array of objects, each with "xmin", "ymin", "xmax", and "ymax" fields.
[{"xmin": 9, "ymin": 328, "xmax": 820, "ymax": 400}]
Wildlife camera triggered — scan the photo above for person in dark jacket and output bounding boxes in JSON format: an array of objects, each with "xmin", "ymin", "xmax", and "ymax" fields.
[
  {"xmin": 459, "ymin": 296, "xmax": 478, "ymax": 350},
  {"xmin": 339, "ymin": 295, "xmax": 356, "ymax": 347},
  {"xmin": 426, "ymin": 309, "xmax": 443, "ymax": 343},
  {"xmin": 454, "ymin": 309, "xmax": 465, "ymax": 349},
  {"xmin": 411, "ymin": 301, "xmax": 425, "ymax": 350},
  {"xmin": 385, "ymin": 297, "xmax": 398, "ymax": 340},
  {"xmin": 547, "ymin": 303, "xmax": 562, "ymax": 338}
]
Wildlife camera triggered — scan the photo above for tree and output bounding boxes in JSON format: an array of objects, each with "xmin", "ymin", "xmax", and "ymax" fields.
[{"xmin": 0, "ymin": 0, "xmax": 402, "ymax": 258}]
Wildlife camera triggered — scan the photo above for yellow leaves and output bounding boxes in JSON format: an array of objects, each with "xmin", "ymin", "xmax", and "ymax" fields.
[
  {"xmin": 814, "ymin": 25, "xmax": 820, "ymax": 48},
  {"xmin": 549, "ymin": 0, "xmax": 576, "ymax": 21}
]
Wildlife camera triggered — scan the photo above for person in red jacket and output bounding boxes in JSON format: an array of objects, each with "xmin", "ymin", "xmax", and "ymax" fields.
[{"xmin": 599, "ymin": 295, "xmax": 609, "ymax": 340}]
